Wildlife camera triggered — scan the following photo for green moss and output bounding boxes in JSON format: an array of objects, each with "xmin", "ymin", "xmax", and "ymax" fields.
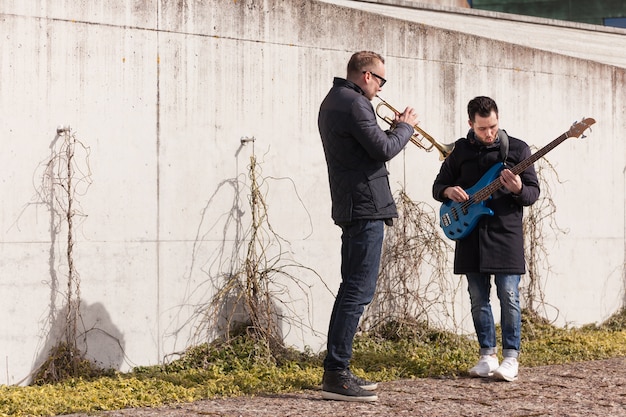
[{"xmin": 1, "ymin": 311, "xmax": 624, "ymax": 416}]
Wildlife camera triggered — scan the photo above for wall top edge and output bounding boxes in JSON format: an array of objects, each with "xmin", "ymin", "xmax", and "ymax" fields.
[{"xmin": 344, "ymin": 0, "xmax": 626, "ymax": 35}]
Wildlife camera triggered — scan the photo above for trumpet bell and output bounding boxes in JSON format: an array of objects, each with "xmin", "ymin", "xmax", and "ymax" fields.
[{"xmin": 436, "ymin": 141, "xmax": 455, "ymax": 161}]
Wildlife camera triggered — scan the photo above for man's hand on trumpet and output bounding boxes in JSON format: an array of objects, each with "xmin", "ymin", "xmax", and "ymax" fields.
[{"xmin": 394, "ymin": 106, "xmax": 418, "ymax": 128}]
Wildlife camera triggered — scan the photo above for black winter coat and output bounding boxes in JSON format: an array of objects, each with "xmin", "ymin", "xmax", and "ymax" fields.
[
  {"xmin": 432, "ymin": 130, "xmax": 540, "ymax": 274},
  {"xmin": 318, "ymin": 78, "xmax": 413, "ymax": 225}
]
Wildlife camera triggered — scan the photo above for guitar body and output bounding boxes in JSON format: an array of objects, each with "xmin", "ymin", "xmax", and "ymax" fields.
[{"xmin": 439, "ymin": 162, "xmax": 504, "ymax": 240}]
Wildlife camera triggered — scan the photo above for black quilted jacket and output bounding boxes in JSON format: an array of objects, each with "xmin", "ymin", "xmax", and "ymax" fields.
[{"xmin": 318, "ymin": 78, "xmax": 413, "ymax": 225}]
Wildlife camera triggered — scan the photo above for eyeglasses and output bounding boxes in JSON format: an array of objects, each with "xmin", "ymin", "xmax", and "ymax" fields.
[{"xmin": 363, "ymin": 71, "xmax": 387, "ymax": 87}]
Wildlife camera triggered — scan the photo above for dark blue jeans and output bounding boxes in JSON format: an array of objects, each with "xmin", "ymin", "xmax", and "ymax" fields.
[
  {"xmin": 323, "ymin": 219, "xmax": 384, "ymax": 371},
  {"xmin": 466, "ymin": 273, "xmax": 522, "ymax": 359}
]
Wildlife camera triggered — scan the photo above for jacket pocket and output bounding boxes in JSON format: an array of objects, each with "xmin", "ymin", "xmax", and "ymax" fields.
[{"xmin": 365, "ymin": 167, "xmax": 394, "ymax": 211}]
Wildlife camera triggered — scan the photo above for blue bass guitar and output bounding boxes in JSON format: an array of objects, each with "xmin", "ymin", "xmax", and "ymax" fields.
[{"xmin": 439, "ymin": 118, "xmax": 595, "ymax": 240}]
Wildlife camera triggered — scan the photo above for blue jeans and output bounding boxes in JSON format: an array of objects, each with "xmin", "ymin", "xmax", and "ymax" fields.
[
  {"xmin": 324, "ymin": 219, "xmax": 384, "ymax": 371},
  {"xmin": 466, "ymin": 273, "xmax": 521, "ymax": 359}
]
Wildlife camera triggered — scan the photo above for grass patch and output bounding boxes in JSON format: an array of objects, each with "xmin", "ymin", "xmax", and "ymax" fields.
[{"xmin": 1, "ymin": 309, "xmax": 624, "ymax": 416}]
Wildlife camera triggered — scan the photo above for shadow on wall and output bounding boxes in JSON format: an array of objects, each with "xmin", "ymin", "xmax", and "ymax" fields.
[
  {"xmin": 30, "ymin": 300, "xmax": 126, "ymax": 384},
  {"xmin": 163, "ymin": 141, "xmax": 295, "ymax": 354}
]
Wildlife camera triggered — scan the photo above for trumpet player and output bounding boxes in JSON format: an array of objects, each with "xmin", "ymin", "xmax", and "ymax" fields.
[{"xmin": 317, "ymin": 50, "xmax": 417, "ymax": 402}]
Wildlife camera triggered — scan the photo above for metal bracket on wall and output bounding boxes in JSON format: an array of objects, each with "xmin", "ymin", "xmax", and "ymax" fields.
[{"xmin": 240, "ymin": 136, "xmax": 256, "ymax": 144}]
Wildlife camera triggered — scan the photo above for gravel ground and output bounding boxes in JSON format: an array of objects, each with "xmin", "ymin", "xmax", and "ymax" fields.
[{"xmin": 64, "ymin": 357, "xmax": 626, "ymax": 417}]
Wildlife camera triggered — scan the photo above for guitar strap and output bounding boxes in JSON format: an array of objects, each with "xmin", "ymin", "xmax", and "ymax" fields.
[{"xmin": 498, "ymin": 129, "xmax": 509, "ymax": 164}]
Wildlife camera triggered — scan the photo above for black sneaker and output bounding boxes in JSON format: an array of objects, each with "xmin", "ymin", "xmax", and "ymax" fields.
[
  {"xmin": 321, "ymin": 370, "xmax": 378, "ymax": 402},
  {"xmin": 349, "ymin": 371, "xmax": 378, "ymax": 391}
]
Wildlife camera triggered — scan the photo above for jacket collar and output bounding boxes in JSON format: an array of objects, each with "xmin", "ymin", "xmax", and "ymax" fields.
[
  {"xmin": 467, "ymin": 129, "xmax": 501, "ymax": 149},
  {"xmin": 333, "ymin": 77, "xmax": 365, "ymax": 96}
]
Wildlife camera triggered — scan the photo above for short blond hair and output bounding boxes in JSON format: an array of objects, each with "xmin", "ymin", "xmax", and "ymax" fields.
[{"xmin": 347, "ymin": 51, "xmax": 384, "ymax": 78}]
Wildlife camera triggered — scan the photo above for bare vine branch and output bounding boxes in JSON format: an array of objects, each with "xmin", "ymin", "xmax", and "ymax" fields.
[
  {"xmin": 523, "ymin": 153, "xmax": 568, "ymax": 321},
  {"xmin": 182, "ymin": 154, "xmax": 329, "ymax": 360},
  {"xmin": 362, "ymin": 190, "xmax": 461, "ymax": 336},
  {"xmin": 31, "ymin": 127, "xmax": 97, "ymax": 384}
]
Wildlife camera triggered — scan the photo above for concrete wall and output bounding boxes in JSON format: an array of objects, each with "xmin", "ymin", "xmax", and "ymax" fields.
[{"xmin": 0, "ymin": 0, "xmax": 623, "ymax": 385}]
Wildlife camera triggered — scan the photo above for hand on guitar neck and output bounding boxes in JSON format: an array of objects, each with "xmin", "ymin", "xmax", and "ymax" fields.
[{"xmin": 498, "ymin": 169, "xmax": 522, "ymax": 195}]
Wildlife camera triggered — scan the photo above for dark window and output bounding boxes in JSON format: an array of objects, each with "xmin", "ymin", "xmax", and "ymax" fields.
[{"xmin": 603, "ymin": 17, "xmax": 626, "ymax": 28}]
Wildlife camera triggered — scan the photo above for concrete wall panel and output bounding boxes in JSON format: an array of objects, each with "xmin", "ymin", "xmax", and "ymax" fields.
[{"xmin": 0, "ymin": 0, "xmax": 623, "ymax": 384}]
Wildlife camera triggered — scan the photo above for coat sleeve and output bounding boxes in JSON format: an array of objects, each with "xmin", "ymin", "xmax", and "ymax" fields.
[
  {"xmin": 432, "ymin": 152, "xmax": 459, "ymax": 202},
  {"xmin": 348, "ymin": 97, "xmax": 413, "ymax": 162},
  {"xmin": 511, "ymin": 145, "xmax": 540, "ymax": 207}
]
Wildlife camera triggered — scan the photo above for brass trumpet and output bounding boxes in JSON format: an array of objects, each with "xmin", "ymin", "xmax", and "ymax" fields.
[{"xmin": 375, "ymin": 95, "xmax": 455, "ymax": 160}]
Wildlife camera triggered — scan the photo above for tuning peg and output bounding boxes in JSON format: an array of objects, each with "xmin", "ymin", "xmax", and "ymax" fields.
[{"xmin": 581, "ymin": 118, "xmax": 592, "ymax": 139}]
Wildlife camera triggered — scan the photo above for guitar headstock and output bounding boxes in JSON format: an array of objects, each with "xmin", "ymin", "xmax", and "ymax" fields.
[{"xmin": 568, "ymin": 117, "xmax": 596, "ymax": 139}]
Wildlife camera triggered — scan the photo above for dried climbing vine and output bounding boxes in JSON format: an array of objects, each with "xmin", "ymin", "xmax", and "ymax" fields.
[
  {"xmin": 362, "ymin": 152, "xmax": 565, "ymax": 338},
  {"xmin": 361, "ymin": 190, "xmax": 460, "ymax": 336},
  {"xmin": 522, "ymin": 155, "xmax": 567, "ymax": 317},
  {"xmin": 31, "ymin": 127, "xmax": 98, "ymax": 384},
  {"xmin": 191, "ymin": 154, "xmax": 326, "ymax": 359}
]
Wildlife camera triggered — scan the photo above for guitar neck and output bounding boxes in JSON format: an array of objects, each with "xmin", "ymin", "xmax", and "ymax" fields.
[
  {"xmin": 510, "ymin": 132, "xmax": 568, "ymax": 176},
  {"xmin": 474, "ymin": 132, "xmax": 569, "ymax": 200}
]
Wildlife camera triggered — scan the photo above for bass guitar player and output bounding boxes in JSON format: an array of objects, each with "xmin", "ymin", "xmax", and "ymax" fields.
[{"xmin": 432, "ymin": 96, "xmax": 540, "ymax": 382}]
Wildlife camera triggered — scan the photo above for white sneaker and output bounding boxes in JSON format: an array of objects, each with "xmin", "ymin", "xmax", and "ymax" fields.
[
  {"xmin": 468, "ymin": 355, "xmax": 499, "ymax": 377},
  {"xmin": 493, "ymin": 357, "xmax": 519, "ymax": 381}
]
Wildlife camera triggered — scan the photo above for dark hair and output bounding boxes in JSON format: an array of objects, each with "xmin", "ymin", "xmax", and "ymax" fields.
[
  {"xmin": 467, "ymin": 96, "xmax": 498, "ymax": 122},
  {"xmin": 347, "ymin": 51, "xmax": 384, "ymax": 78}
]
